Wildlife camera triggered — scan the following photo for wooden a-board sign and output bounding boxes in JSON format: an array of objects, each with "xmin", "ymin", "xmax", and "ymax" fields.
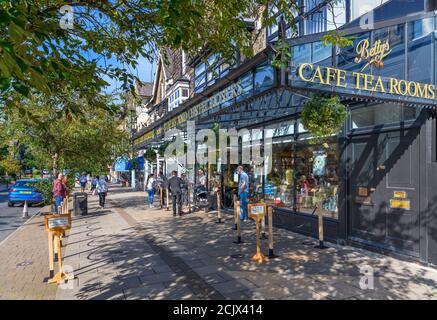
[{"xmin": 44, "ymin": 214, "xmax": 72, "ymax": 232}]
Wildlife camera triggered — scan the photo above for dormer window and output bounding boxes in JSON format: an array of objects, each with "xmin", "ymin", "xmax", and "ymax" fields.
[{"xmin": 168, "ymin": 84, "xmax": 190, "ymax": 112}]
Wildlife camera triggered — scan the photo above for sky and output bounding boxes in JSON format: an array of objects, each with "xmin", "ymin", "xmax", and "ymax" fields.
[{"xmin": 101, "ymin": 55, "xmax": 157, "ymax": 95}]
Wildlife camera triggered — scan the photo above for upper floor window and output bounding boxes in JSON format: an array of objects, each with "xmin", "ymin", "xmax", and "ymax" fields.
[
  {"xmin": 194, "ymin": 53, "xmax": 236, "ymax": 93},
  {"xmin": 168, "ymin": 86, "xmax": 190, "ymax": 112},
  {"xmin": 254, "ymin": 63, "xmax": 275, "ymax": 94}
]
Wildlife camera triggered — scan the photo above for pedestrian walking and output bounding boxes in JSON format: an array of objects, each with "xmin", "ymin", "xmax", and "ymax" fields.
[
  {"xmin": 52, "ymin": 173, "xmax": 67, "ymax": 214},
  {"xmin": 79, "ymin": 172, "xmax": 87, "ymax": 192},
  {"xmin": 237, "ymin": 165, "xmax": 249, "ymax": 221},
  {"xmin": 87, "ymin": 173, "xmax": 92, "ymax": 191},
  {"xmin": 96, "ymin": 176, "xmax": 108, "ymax": 208},
  {"xmin": 91, "ymin": 176, "xmax": 98, "ymax": 193},
  {"xmin": 167, "ymin": 170, "xmax": 183, "ymax": 216},
  {"xmin": 146, "ymin": 173, "xmax": 155, "ymax": 208}
]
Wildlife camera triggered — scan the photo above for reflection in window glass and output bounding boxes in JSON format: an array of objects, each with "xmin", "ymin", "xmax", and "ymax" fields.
[
  {"xmin": 351, "ymin": 103, "xmax": 406, "ymax": 129},
  {"xmin": 292, "ymin": 43, "xmax": 312, "ymax": 67},
  {"xmin": 312, "ymin": 41, "xmax": 332, "ymax": 66},
  {"xmin": 236, "ymin": 72, "xmax": 253, "ymax": 102},
  {"xmin": 295, "ymin": 142, "xmax": 339, "ymax": 219},
  {"xmin": 266, "ymin": 140, "xmax": 295, "ymax": 207},
  {"xmin": 373, "ymin": 24, "xmax": 405, "ymax": 79},
  {"xmin": 254, "ymin": 64, "xmax": 275, "ymax": 94},
  {"xmin": 408, "ymin": 18, "xmax": 435, "ymax": 83},
  {"xmin": 337, "ymin": 32, "xmax": 370, "ymax": 72}
]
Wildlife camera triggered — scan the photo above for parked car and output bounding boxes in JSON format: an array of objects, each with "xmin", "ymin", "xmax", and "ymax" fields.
[{"xmin": 8, "ymin": 179, "xmax": 44, "ymax": 207}]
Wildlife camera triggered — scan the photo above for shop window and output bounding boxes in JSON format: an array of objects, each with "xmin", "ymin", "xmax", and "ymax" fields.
[
  {"xmin": 265, "ymin": 139, "xmax": 295, "ymax": 207},
  {"xmin": 295, "ymin": 142, "xmax": 339, "ymax": 219},
  {"xmin": 351, "ymin": 103, "xmax": 417, "ymax": 129},
  {"xmin": 408, "ymin": 18, "xmax": 435, "ymax": 83},
  {"xmin": 254, "ymin": 64, "xmax": 275, "ymax": 94}
]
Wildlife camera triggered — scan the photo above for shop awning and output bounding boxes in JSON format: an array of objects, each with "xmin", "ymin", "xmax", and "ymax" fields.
[{"xmin": 114, "ymin": 157, "xmax": 132, "ymax": 172}]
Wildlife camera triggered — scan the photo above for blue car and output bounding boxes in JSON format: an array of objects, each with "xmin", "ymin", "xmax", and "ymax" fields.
[{"xmin": 8, "ymin": 179, "xmax": 44, "ymax": 207}]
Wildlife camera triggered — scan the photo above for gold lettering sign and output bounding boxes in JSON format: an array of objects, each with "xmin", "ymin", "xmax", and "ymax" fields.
[
  {"xmin": 390, "ymin": 199, "xmax": 410, "ymax": 210},
  {"xmin": 297, "ymin": 63, "xmax": 436, "ymax": 101},
  {"xmin": 355, "ymin": 39, "xmax": 392, "ymax": 71},
  {"xmin": 393, "ymin": 191, "xmax": 407, "ymax": 199}
]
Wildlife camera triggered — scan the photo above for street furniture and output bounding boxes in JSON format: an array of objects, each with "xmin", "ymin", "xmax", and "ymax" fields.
[
  {"xmin": 45, "ymin": 214, "xmax": 74, "ymax": 284},
  {"xmin": 248, "ymin": 203, "xmax": 268, "ymax": 263}
]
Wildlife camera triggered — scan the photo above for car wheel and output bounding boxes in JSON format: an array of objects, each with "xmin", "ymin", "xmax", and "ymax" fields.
[{"xmin": 8, "ymin": 201, "xmax": 13, "ymax": 207}]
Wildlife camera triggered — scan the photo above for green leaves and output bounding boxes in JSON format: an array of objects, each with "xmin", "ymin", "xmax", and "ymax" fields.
[{"xmin": 301, "ymin": 95, "xmax": 347, "ymax": 146}]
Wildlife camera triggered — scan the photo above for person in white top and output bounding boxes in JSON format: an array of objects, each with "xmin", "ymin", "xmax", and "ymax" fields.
[
  {"xmin": 146, "ymin": 174, "xmax": 155, "ymax": 208},
  {"xmin": 96, "ymin": 176, "xmax": 108, "ymax": 208}
]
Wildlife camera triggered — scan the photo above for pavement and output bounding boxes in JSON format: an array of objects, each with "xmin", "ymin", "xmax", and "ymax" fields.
[
  {"xmin": 0, "ymin": 206, "xmax": 57, "ymax": 299},
  {"xmin": 48, "ymin": 184, "xmax": 437, "ymax": 300}
]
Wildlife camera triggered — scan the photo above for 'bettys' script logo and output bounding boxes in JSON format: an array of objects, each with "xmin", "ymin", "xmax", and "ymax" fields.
[{"xmin": 354, "ymin": 39, "xmax": 392, "ymax": 72}]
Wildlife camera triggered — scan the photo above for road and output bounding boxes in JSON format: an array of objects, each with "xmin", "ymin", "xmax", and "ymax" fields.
[{"xmin": 0, "ymin": 187, "xmax": 40, "ymax": 243}]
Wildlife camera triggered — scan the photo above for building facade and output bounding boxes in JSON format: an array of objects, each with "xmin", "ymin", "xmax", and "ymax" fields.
[{"xmin": 131, "ymin": 0, "xmax": 437, "ymax": 265}]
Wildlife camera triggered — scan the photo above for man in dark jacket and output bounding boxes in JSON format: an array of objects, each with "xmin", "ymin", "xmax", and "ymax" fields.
[{"xmin": 167, "ymin": 170, "xmax": 183, "ymax": 216}]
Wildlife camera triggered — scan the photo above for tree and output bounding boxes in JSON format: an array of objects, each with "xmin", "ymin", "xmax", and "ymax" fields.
[
  {"xmin": 0, "ymin": 157, "xmax": 20, "ymax": 176},
  {"xmin": 0, "ymin": 1, "xmax": 304, "ymax": 105},
  {"xmin": 0, "ymin": 91, "xmax": 130, "ymax": 176}
]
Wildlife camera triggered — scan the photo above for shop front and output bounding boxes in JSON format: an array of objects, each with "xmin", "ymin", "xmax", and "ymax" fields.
[{"xmin": 133, "ymin": 11, "xmax": 437, "ymax": 264}]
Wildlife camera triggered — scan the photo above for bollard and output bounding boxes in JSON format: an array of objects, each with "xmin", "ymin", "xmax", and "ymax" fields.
[
  {"xmin": 233, "ymin": 194, "xmax": 238, "ymax": 230},
  {"xmin": 160, "ymin": 187, "xmax": 163, "ymax": 209},
  {"xmin": 216, "ymin": 188, "xmax": 223, "ymax": 224},
  {"xmin": 315, "ymin": 207, "xmax": 328, "ymax": 249},
  {"xmin": 267, "ymin": 206, "xmax": 278, "ymax": 258},
  {"xmin": 188, "ymin": 185, "xmax": 192, "ymax": 213},
  {"xmin": 166, "ymin": 188, "xmax": 170, "ymax": 211},
  {"xmin": 22, "ymin": 200, "xmax": 29, "ymax": 219},
  {"xmin": 233, "ymin": 200, "xmax": 242, "ymax": 244}
]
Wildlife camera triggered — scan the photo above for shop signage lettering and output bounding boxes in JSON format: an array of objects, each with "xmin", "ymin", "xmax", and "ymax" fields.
[
  {"xmin": 298, "ymin": 63, "xmax": 436, "ymax": 101},
  {"xmin": 135, "ymin": 80, "xmax": 244, "ymax": 145},
  {"xmin": 355, "ymin": 39, "xmax": 392, "ymax": 71}
]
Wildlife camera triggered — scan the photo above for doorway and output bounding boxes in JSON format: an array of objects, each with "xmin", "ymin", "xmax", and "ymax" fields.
[{"xmin": 348, "ymin": 129, "xmax": 421, "ymax": 256}]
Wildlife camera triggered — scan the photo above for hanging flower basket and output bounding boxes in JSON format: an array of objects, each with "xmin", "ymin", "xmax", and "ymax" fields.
[{"xmin": 301, "ymin": 95, "xmax": 347, "ymax": 145}]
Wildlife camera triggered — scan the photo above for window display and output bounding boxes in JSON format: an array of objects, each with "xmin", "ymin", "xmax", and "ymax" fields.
[
  {"xmin": 265, "ymin": 137, "xmax": 339, "ymax": 219},
  {"xmin": 295, "ymin": 142, "xmax": 339, "ymax": 219},
  {"xmin": 266, "ymin": 141, "xmax": 295, "ymax": 208}
]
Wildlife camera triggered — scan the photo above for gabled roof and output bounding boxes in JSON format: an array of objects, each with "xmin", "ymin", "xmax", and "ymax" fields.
[{"xmin": 135, "ymin": 80, "xmax": 153, "ymax": 98}]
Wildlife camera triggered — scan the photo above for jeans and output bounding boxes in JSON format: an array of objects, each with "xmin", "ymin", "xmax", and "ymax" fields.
[
  {"xmin": 98, "ymin": 192, "xmax": 106, "ymax": 208},
  {"xmin": 147, "ymin": 189, "xmax": 154, "ymax": 206},
  {"xmin": 54, "ymin": 195, "xmax": 63, "ymax": 213},
  {"xmin": 172, "ymin": 193, "xmax": 182, "ymax": 216},
  {"xmin": 239, "ymin": 191, "xmax": 248, "ymax": 220}
]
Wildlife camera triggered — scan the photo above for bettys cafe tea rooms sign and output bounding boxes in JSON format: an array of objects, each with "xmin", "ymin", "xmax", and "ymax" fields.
[{"xmin": 296, "ymin": 38, "xmax": 436, "ymax": 101}]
